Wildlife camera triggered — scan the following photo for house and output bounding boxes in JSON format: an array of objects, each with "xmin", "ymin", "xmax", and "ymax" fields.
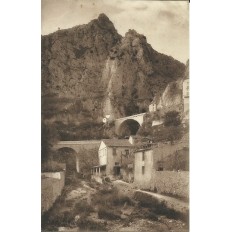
[
  {"xmin": 133, "ymin": 137, "xmax": 189, "ymax": 198},
  {"xmin": 91, "ymin": 139, "xmax": 134, "ymax": 181},
  {"xmin": 134, "ymin": 147, "xmax": 155, "ymax": 188},
  {"xmin": 149, "ymin": 101, "xmax": 157, "ymax": 112}
]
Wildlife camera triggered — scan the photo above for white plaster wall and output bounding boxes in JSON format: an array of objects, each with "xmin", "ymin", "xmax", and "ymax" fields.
[
  {"xmin": 134, "ymin": 150, "xmax": 154, "ymax": 189},
  {"xmin": 99, "ymin": 148, "xmax": 107, "ymax": 166},
  {"xmin": 149, "ymin": 103, "xmax": 156, "ymax": 112},
  {"xmin": 41, "ymin": 172, "xmax": 62, "ymax": 180},
  {"xmin": 99, "ymin": 141, "xmax": 107, "ymax": 166},
  {"xmin": 152, "ymin": 120, "xmax": 163, "ymax": 127},
  {"xmin": 129, "ymin": 136, "xmax": 134, "ymax": 145}
]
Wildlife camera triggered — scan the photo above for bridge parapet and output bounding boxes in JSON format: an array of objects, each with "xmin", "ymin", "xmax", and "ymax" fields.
[
  {"xmin": 115, "ymin": 113, "xmax": 146, "ymax": 135},
  {"xmin": 52, "ymin": 140, "xmax": 101, "ymax": 173},
  {"xmin": 115, "ymin": 113, "xmax": 146, "ymax": 122}
]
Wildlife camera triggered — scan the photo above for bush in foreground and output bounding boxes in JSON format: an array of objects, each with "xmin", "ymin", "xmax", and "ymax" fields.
[{"xmin": 98, "ymin": 206, "xmax": 121, "ymax": 220}]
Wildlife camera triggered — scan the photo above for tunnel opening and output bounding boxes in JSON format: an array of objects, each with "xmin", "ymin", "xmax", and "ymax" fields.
[{"xmin": 118, "ymin": 119, "xmax": 140, "ymax": 138}]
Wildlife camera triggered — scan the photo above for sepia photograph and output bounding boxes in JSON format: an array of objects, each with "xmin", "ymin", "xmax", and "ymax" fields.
[{"xmin": 41, "ymin": 0, "xmax": 189, "ymax": 231}]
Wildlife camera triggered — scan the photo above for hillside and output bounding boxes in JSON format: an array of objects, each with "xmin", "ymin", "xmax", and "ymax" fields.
[
  {"xmin": 42, "ymin": 13, "xmax": 185, "ymax": 128},
  {"xmin": 149, "ymin": 59, "xmax": 189, "ymax": 115}
]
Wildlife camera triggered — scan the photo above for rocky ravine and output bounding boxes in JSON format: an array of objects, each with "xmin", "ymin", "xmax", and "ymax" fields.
[{"xmin": 42, "ymin": 13, "xmax": 185, "ymax": 125}]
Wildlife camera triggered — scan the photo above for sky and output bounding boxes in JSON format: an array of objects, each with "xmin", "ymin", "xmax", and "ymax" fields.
[{"xmin": 41, "ymin": 0, "xmax": 189, "ymax": 63}]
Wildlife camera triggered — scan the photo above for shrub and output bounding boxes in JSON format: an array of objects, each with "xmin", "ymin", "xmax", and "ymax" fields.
[
  {"xmin": 65, "ymin": 200, "xmax": 74, "ymax": 208},
  {"xmin": 163, "ymin": 111, "xmax": 181, "ymax": 127},
  {"xmin": 45, "ymin": 210, "xmax": 75, "ymax": 227},
  {"xmin": 73, "ymin": 201, "xmax": 94, "ymax": 216},
  {"xmin": 134, "ymin": 192, "xmax": 160, "ymax": 208},
  {"xmin": 78, "ymin": 147, "xmax": 99, "ymax": 175},
  {"xmin": 94, "ymin": 187, "xmax": 134, "ymax": 207},
  {"xmin": 145, "ymin": 211, "xmax": 159, "ymax": 221},
  {"xmin": 41, "ymin": 122, "xmax": 60, "ymax": 162},
  {"xmin": 152, "ymin": 125, "xmax": 183, "ymax": 143},
  {"xmin": 98, "ymin": 206, "xmax": 121, "ymax": 220},
  {"xmin": 113, "ymin": 195, "xmax": 133, "ymax": 206},
  {"xmin": 134, "ymin": 191, "xmax": 189, "ymax": 224},
  {"xmin": 41, "ymin": 225, "xmax": 58, "ymax": 232},
  {"xmin": 77, "ymin": 216, "xmax": 107, "ymax": 231},
  {"xmin": 163, "ymin": 148, "xmax": 189, "ymax": 171}
]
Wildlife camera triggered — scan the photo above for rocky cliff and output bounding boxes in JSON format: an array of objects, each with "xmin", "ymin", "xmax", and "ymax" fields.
[
  {"xmin": 42, "ymin": 14, "xmax": 185, "ymax": 125},
  {"xmin": 150, "ymin": 60, "xmax": 189, "ymax": 114}
]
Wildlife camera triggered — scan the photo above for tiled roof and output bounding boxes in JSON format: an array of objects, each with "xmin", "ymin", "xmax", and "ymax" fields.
[{"xmin": 102, "ymin": 139, "xmax": 133, "ymax": 147}]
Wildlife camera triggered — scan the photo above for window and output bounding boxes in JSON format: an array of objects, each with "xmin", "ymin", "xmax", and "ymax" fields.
[
  {"xmin": 114, "ymin": 166, "xmax": 120, "ymax": 175},
  {"xmin": 113, "ymin": 148, "xmax": 116, "ymax": 156},
  {"xmin": 125, "ymin": 149, "xmax": 129, "ymax": 155},
  {"xmin": 142, "ymin": 152, "xmax": 145, "ymax": 161},
  {"xmin": 142, "ymin": 166, "xmax": 145, "ymax": 174},
  {"xmin": 157, "ymin": 161, "xmax": 164, "ymax": 171}
]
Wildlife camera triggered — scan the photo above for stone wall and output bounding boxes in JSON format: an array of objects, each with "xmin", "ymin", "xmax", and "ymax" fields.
[
  {"xmin": 134, "ymin": 171, "xmax": 189, "ymax": 199},
  {"xmin": 41, "ymin": 171, "xmax": 65, "ymax": 214},
  {"xmin": 134, "ymin": 137, "xmax": 189, "ymax": 198},
  {"xmin": 151, "ymin": 171, "xmax": 189, "ymax": 198}
]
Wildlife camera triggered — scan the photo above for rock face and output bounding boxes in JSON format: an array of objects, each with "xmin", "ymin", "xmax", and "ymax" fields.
[
  {"xmin": 150, "ymin": 60, "xmax": 189, "ymax": 114},
  {"xmin": 42, "ymin": 14, "xmax": 185, "ymax": 124}
]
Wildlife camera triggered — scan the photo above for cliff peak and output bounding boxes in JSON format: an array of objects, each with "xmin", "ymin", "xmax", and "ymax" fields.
[
  {"xmin": 98, "ymin": 13, "xmax": 110, "ymax": 22},
  {"xmin": 90, "ymin": 13, "xmax": 117, "ymax": 32},
  {"xmin": 123, "ymin": 29, "xmax": 147, "ymax": 46}
]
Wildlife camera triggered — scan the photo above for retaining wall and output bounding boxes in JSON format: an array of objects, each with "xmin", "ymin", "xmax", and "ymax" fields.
[
  {"xmin": 134, "ymin": 171, "xmax": 189, "ymax": 199},
  {"xmin": 41, "ymin": 171, "xmax": 65, "ymax": 214},
  {"xmin": 151, "ymin": 171, "xmax": 189, "ymax": 198}
]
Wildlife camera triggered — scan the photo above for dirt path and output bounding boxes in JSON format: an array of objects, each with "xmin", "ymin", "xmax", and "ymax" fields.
[
  {"xmin": 112, "ymin": 180, "xmax": 188, "ymax": 214},
  {"xmin": 136, "ymin": 190, "xmax": 189, "ymax": 214}
]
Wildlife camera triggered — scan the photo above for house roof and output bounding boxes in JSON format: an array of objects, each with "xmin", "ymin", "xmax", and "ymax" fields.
[{"xmin": 102, "ymin": 139, "xmax": 133, "ymax": 147}]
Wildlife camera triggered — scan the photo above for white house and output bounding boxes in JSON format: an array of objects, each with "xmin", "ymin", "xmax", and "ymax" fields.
[{"xmin": 92, "ymin": 139, "xmax": 134, "ymax": 179}]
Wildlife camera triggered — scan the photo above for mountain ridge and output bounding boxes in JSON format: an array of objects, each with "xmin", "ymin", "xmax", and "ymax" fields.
[{"xmin": 42, "ymin": 13, "xmax": 185, "ymax": 124}]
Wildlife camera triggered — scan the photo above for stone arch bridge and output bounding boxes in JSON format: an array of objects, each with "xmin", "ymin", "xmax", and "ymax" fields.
[
  {"xmin": 52, "ymin": 114, "xmax": 147, "ymax": 170},
  {"xmin": 115, "ymin": 113, "xmax": 146, "ymax": 136},
  {"xmin": 52, "ymin": 140, "xmax": 101, "ymax": 172}
]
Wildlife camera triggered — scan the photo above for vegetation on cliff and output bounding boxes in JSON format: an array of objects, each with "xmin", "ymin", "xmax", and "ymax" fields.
[
  {"xmin": 137, "ymin": 111, "xmax": 187, "ymax": 143},
  {"xmin": 42, "ymin": 14, "xmax": 185, "ymax": 140}
]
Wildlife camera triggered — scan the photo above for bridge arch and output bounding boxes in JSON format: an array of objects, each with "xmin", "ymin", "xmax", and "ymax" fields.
[
  {"xmin": 52, "ymin": 140, "xmax": 101, "ymax": 173},
  {"xmin": 115, "ymin": 113, "xmax": 146, "ymax": 136},
  {"xmin": 118, "ymin": 119, "xmax": 140, "ymax": 138},
  {"xmin": 53, "ymin": 147, "xmax": 80, "ymax": 173}
]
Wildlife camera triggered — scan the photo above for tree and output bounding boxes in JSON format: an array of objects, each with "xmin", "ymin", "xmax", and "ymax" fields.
[
  {"xmin": 163, "ymin": 111, "xmax": 181, "ymax": 127},
  {"xmin": 41, "ymin": 122, "xmax": 60, "ymax": 162},
  {"xmin": 78, "ymin": 147, "xmax": 99, "ymax": 176}
]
